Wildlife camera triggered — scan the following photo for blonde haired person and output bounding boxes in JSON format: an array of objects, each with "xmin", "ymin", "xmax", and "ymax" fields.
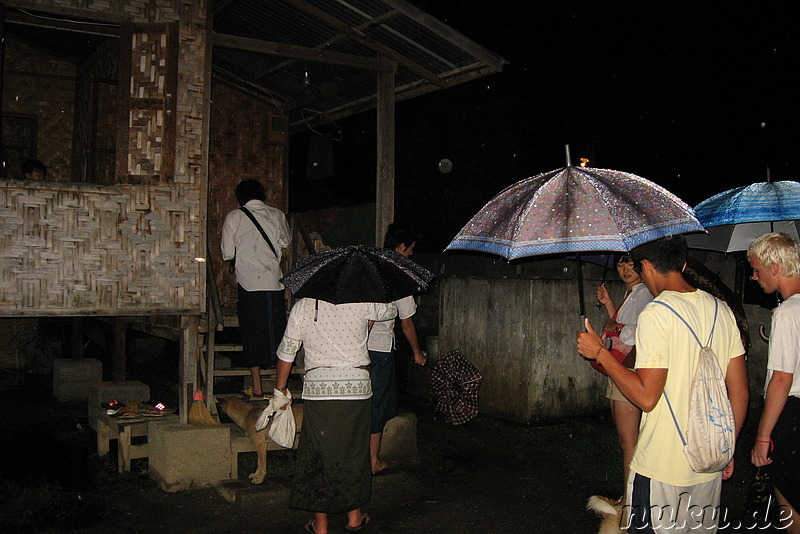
[{"xmin": 749, "ymin": 232, "xmax": 800, "ymax": 533}]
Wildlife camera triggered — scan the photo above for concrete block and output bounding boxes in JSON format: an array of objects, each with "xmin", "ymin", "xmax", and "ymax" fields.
[
  {"xmin": 215, "ymin": 476, "xmax": 291, "ymax": 507},
  {"xmin": 148, "ymin": 422, "xmax": 231, "ymax": 492},
  {"xmin": 87, "ymin": 380, "xmax": 150, "ymax": 431},
  {"xmin": 380, "ymin": 411, "xmax": 418, "ymax": 467},
  {"xmin": 53, "ymin": 358, "xmax": 102, "ymax": 402}
]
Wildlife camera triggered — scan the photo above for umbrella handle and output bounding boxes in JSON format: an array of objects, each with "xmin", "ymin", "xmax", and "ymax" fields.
[
  {"xmin": 576, "ymin": 253, "xmax": 586, "ymax": 316},
  {"xmin": 596, "ymin": 255, "xmax": 613, "ymax": 308}
]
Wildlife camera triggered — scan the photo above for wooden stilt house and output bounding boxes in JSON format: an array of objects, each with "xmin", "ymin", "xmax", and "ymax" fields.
[{"xmin": 0, "ymin": 0, "xmax": 505, "ymax": 420}]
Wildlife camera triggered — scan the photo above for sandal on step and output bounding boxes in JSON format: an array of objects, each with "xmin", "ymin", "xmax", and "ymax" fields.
[
  {"xmin": 242, "ymin": 386, "xmax": 266, "ymax": 400},
  {"xmin": 344, "ymin": 514, "xmax": 371, "ymax": 532},
  {"xmin": 303, "ymin": 520, "xmax": 320, "ymax": 534}
]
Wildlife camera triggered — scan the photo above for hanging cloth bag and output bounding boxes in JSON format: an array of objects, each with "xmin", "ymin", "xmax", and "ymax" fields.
[{"xmin": 255, "ymin": 388, "xmax": 296, "ymax": 449}]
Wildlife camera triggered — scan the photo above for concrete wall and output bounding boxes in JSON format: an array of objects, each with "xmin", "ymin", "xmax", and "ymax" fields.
[
  {"xmin": 436, "ymin": 250, "xmax": 774, "ymax": 424},
  {"xmin": 438, "ymin": 273, "xmax": 607, "ymax": 424}
]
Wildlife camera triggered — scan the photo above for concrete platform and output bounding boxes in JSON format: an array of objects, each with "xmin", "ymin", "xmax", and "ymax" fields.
[
  {"xmin": 215, "ymin": 476, "xmax": 292, "ymax": 507},
  {"xmin": 380, "ymin": 410, "xmax": 418, "ymax": 468},
  {"xmin": 148, "ymin": 422, "xmax": 231, "ymax": 492}
]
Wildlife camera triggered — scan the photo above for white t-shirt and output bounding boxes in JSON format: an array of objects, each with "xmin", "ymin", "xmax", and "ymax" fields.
[
  {"xmin": 765, "ymin": 293, "xmax": 800, "ymax": 397},
  {"xmin": 277, "ymin": 298, "xmax": 397, "ymax": 400},
  {"xmin": 367, "ymin": 295, "xmax": 417, "ymax": 353},
  {"xmin": 221, "ymin": 199, "xmax": 290, "ymax": 291}
]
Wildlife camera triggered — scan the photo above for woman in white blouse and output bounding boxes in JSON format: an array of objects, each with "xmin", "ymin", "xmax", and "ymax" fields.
[{"xmin": 596, "ymin": 254, "xmax": 652, "ymax": 504}]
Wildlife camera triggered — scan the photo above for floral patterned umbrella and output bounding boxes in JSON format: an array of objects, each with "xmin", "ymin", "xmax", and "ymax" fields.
[{"xmin": 446, "ymin": 163, "xmax": 702, "ymax": 315}]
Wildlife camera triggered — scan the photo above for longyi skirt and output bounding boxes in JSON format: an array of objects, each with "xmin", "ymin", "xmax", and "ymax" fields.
[{"xmin": 289, "ymin": 399, "xmax": 371, "ymax": 513}]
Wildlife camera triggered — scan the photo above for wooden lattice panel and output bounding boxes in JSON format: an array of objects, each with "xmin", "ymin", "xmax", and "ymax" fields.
[
  {"xmin": 130, "ymin": 33, "xmax": 168, "ymax": 100},
  {"xmin": 0, "ymin": 183, "xmax": 202, "ymax": 315},
  {"xmin": 127, "ymin": 110, "xmax": 165, "ymax": 177}
]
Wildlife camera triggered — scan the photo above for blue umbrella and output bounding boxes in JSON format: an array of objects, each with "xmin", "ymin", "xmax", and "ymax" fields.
[{"xmin": 686, "ymin": 181, "xmax": 800, "ymax": 252}]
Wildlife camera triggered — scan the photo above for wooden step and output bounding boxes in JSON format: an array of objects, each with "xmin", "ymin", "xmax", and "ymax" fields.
[
  {"xmin": 213, "ymin": 367, "xmax": 305, "ymax": 377},
  {"xmin": 201, "ymin": 344, "xmax": 243, "ymax": 352}
]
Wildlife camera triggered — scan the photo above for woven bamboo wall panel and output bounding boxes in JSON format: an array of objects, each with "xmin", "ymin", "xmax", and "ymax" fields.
[{"xmin": 0, "ymin": 183, "xmax": 202, "ymax": 314}]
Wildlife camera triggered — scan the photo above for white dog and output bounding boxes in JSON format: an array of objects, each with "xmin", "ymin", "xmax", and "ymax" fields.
[{"xmin": 586, "ymin": 495, "xmax": 627, "ymax": 534}]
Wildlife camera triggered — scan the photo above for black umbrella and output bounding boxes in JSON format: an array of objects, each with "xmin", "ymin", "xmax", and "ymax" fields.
[{"xmin": 281, "ymin": 245, "xmax": 434, "ymax": 304}]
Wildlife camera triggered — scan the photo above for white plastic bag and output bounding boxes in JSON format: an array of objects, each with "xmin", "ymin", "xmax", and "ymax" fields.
[{"xmin": 255, "ymin": 389, "xmax": 296, "ymax": 448}]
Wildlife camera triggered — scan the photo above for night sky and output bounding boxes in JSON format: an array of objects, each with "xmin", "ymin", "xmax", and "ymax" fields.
[{"xmin": 291, "ymin": 1, "xmax": 799, "ymax": 252}]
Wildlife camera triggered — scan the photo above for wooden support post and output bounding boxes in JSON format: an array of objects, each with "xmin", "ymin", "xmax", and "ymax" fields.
[
  {"xmin": 180, "ymin": 315, "xmax": 199, "ymax": 425},
  {"xmin": 113, "ymin": 318, "xmax": 126, "ymax": 383},
  {"xmin": 71, "ymin": 317, "xmax": 83, "ymax": 359},
  {"xmin": 375, "ymin": 57, "xmax": 397, "ymax": 246}
]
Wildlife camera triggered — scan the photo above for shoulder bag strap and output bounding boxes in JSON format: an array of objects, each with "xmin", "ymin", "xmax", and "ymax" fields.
[{"xmin": 240, "ymin": 207, "xmax": 278, "ymax": 257}]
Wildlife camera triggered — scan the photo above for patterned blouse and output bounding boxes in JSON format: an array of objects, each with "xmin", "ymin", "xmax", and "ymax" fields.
[{"xmin": 277, "ymin": 298, "xmax": 397, "ymax": 400}]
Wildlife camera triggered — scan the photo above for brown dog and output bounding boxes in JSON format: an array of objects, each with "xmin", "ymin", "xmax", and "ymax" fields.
[
  {"xmin": 218, "ymin": 395, "xmax": 270, "ymax": 484},
  {"xmin": 586, "ymin": 495, "xmax": 627, "ymax": 534}
]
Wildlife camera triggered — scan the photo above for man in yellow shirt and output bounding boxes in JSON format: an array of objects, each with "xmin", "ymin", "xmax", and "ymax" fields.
[{"xmin": 578, "ymin": 235, "xmax": 749, "ymax": 532}]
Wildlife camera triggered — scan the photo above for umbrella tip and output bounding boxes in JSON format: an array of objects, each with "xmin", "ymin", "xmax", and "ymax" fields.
[{"xmin": 565, "ymin": 144, "xmax": 572, "ymax": 167}]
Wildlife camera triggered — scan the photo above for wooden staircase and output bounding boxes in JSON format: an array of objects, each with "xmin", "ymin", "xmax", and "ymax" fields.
[
  {"xmin": 198, "ymin": 214, "xmax": 320, "ymax": 412},
  {"xmin": 199, "ymin": 239, "xmax": 308, "ymax": 412}
]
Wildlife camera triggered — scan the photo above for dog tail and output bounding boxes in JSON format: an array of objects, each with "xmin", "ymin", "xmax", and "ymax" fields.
[{"xmin": 586, "ymin": 495, "xmax": 618, "ymax": 516}]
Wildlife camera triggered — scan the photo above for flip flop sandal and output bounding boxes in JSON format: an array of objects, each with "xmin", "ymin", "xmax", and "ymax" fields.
[
  {"xmin": 242, "ymin": 386, "xmax": 266, "ymax": 400},
  {"xmin": 371, "ymin": 460, "xmax": 389, "ymax": 475},
  {"xmin": 303, "ymin": 520, "xmax": 319, "ymax": 534},
  {"xmin": 344, "ymin": 514, "xmax": 370, "ymax": 532}
]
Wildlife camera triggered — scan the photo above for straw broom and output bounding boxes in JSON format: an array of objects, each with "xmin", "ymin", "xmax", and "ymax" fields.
[
  {"xmin": 189, "ymin": 388, "xmax": 220, "ymax": 426},
  {"xmin": 188, "ymin": 344, "xmax": 220, "ymax": 426}
]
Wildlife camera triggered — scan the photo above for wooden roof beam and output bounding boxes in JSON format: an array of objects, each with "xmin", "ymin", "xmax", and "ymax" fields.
[
  {"xmin": 3, "ymin": 9, "xmax": 120, "ymax": 37},
  {"xmin": 382, "ymin": 0, "xmax": 508, "ymax": 73},
  {"xmin": 282, "ymin": 0, "xmax": 445, "ymax": 89},
  {"xmin": 212, "ymin": 32, "xmax": 396, "ymax": 72}
]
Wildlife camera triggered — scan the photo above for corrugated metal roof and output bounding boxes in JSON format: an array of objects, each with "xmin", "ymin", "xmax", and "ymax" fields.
[{"xmin": 212, "ymin": 0, "xmax": 507, "ymax": 131}]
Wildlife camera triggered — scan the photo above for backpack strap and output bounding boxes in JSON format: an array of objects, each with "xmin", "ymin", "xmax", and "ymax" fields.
[
  {"xmin": 651, "ymin": 296, "xmax": 720, "ymax": 445},
  {"xmin": 240, "ymin": 207, "xmax": 278, "ymax": 258},
  {"xmin": 662, "ymin": 391, "xmax": 687, "ymax": 446},
  {"xmin": 651, "ymin": 297, "xmax": 719, "ymax": 348}
]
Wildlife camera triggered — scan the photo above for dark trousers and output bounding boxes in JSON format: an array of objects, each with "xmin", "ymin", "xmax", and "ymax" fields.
[{"xmin": 237, "ymin": 285, "xmax": 286, "ymax": 368}]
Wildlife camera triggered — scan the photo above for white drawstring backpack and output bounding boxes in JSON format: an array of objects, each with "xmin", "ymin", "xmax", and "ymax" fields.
[{"xmin": 655, "ymin": 298, "xmax": 736, "ymax": 473}]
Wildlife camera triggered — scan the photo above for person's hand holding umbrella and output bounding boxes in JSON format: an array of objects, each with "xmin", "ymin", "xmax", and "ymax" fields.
[{"xmin": 576, "ymin": 318, "xmax": 608, "ymax": 364}]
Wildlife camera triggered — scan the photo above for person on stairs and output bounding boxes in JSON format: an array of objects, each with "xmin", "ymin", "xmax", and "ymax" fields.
[{"xmin": 221, "ymin": 179, "xmax": 291, "ymax": 398}]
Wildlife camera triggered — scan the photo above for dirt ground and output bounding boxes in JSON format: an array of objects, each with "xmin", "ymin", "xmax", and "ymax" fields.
[{"xmin": 0, "ymin": 369, "xmax": 780, "ymax": 533}]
